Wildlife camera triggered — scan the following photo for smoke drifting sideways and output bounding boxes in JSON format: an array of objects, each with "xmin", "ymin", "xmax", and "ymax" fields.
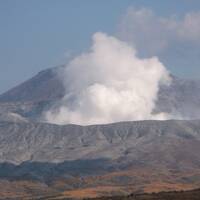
[{"xmin": 45, "ymin": 32, "xmax": 172, "ymax": 125}]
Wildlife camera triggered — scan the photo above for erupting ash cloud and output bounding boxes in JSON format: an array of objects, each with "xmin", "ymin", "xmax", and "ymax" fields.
[{"xmin": 45, "ymin": 32, "xmax": 171, "ymax": 125}]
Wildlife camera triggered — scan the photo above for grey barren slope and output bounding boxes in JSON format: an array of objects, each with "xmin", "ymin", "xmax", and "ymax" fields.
[{"xmin": 1, "ymin": 119, "xmax": 200, "ymax": 171}]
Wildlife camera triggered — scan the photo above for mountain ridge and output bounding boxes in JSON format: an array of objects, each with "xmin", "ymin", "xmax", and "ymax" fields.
[{"xmin": 0, "ymin": 119, "xmax": 200, "ymax": 198}]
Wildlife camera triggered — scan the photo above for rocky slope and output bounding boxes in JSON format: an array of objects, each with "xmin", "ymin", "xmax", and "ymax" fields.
[
  {"xmin": 1, "ymin": 120, "xmax": 200, "ymax": 178},
  {"xmin": 0, "ymin": 120, "xmax": 200, "ymax": 166},
  {"xmin": 0, "ymin": 120, "xmax": 200, "ymax": 198}
]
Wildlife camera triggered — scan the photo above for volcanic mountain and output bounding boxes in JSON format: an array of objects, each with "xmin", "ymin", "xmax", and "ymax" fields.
[
  {"xmin": 0, "ymin": 66, "xmax": 200, "ymax": 199},
  {"xmin": 1, "ymin": 65, "xmax": 200, "ymax": 122}
]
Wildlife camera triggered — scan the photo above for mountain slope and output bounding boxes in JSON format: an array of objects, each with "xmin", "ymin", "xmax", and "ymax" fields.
[
  {"xmin": 156, "ymin": 75, "xmax": 200, "ymax": 119},
  {"xmin": 0, "ymin": 66, "xmax": 65, "ymax": 120},
  {"xmin": 1, "ymin": 120, "xmax": 200, "ymax": 167},
  {"xmin": 0, "ymin": 66, "xmax": 65, "ymax": 103},
  {"xmin": 0, "ymin": 120, "xmax": 200, "ymax": 198}
]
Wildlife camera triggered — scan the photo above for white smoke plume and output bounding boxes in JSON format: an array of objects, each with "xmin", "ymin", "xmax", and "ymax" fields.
[{"xmin": 45, "ymin": 32, "xmax": 171, "ymax": 125}]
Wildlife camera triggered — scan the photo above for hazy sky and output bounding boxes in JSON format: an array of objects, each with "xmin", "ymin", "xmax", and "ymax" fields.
[{"xmin": 1, "ymin": 0, "xmax": 200, "ymax": 94}]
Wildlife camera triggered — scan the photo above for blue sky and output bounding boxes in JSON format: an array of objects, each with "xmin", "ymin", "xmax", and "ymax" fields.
[{"xmin": 1, "ymin": 0, "xmax": 200, "ymax": 93}]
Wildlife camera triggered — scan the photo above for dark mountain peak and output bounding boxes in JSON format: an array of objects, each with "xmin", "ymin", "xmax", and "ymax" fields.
[{"xmin": 0, "ymin": 65, "xmax": 65, "ymax": 103}]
